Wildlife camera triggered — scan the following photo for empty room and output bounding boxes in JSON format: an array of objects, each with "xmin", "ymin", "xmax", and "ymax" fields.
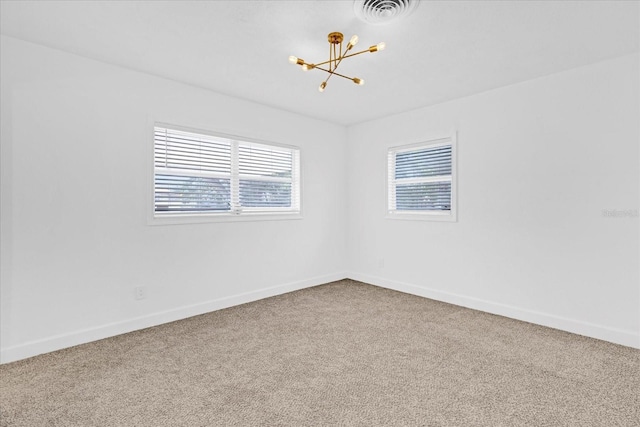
[{"xmin": 1, "ymin": 0, "xmax": 638, "ymax": 425}]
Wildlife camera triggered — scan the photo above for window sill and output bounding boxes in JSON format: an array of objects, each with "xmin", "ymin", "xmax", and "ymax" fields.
[
  {"xmin": 386, "ymin": 211, "xmax": 457, "ymax": 222},
  {"xmin": 149, "ymin": 211, "xmax": 303, "ymax": 226}
]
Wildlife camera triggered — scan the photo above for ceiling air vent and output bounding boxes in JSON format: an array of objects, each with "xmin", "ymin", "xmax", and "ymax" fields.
[{"xmin": 354, "ymin": 0, "xmax": 419, "ymax": 25}]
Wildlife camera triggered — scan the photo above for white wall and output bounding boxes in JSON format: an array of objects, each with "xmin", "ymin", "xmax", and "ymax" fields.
[
  {"xmin": 347, "ymin": 53, "xmax": 640, "ymax": 348},
  {"xmin": 0, "ymin": 36, "xmax": 348, "ymax": 363}
]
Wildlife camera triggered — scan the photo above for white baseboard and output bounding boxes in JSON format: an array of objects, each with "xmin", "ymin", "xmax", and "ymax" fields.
[
  {"xmin": 346, "ymin": 271, "xmax": 640, "ymax": 349},
  {"xmin": 0, "ymin": 272, "xmax": 348, "ymax": 364},
  {"xmin": 4, "ymin": 271, "xmax": 637, "ymax": 364}
]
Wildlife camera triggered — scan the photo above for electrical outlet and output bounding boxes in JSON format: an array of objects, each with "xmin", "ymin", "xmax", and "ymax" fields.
[{"xmin": 134, "ymin": 286, "xmax": 146, "ymax": 300}]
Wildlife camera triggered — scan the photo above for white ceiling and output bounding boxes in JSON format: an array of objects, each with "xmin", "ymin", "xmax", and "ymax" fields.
[{"xmin": 1, "ymin": 0, "xmax": 638, "ymax": 126}]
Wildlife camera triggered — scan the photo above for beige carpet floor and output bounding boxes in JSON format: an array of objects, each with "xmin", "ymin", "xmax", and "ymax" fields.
[{"xmin": 1, "ymin": 280, "xmax": 639, "ymax": 426}]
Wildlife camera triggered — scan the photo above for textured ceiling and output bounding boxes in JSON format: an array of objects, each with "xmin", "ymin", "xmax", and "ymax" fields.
[{"xmin": 1, "ymin": 0, "xmax": 638, "ymax": 125}]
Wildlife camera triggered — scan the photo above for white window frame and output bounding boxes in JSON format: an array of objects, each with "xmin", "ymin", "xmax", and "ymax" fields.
[
  {"xmin": 386, "ymin": 133, "xmax": 457, "ymax": 222},
  {"xmin": 150, "ymin": 123, "xmax": 302, "ymax": 225}
]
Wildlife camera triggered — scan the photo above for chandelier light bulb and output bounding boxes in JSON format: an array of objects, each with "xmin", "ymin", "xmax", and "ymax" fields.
[
  {"xmin": 349, "ymin": 35, "xmax": 359, "ymax": 46},
  {"xmin": 319, "ymin": 82, "xmax": 327, "ymax": 92},
  {"xmin": 369, "ymin": 42, "xmax": 386, "ymax": 53},
  {"xmin": 289, "ymin": 56, "xmax": 305, "ymax": 66}
]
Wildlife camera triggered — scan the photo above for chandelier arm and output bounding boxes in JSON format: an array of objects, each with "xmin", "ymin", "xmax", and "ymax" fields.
[
  {"xmin": 299, "ymin": 47, "xmax": 374, "ymax": 68},
  {"xmin": 330, "ymin": 42, "xmax": 335, "ymax": 71},
  {"xmin": 312, "ymin": 59, "xmax": 332, "ymax": 67},
  {"xmin": 311, "ymin": 51, "xmax": 354, "ymax": 68},
  {"xmin": 329, "ymin": 50, "xmax": 350, "ymax": 76},
  {"xmin": 313, "ymin": 57, "xmax": 344, "ymax": 67},
  {"xmin": 324, "ymin": 70, "xmax": 334, "ymax": 85},
  {"xmin": 341, "ymin": 49, "xmax": 372, "ymax": 59},
  {"xmin": 313, "ymin": 66, "xmax": 356, "ymax": 81}
]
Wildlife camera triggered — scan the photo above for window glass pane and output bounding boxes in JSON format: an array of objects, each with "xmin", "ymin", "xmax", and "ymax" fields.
[
  {"xmin": 155, "ymin": 174, "xmax": 231, "ymax": 212},
  {"xmin": 395, "ymin": 182, "xmax": 451, "ymax": 211},
  {"xmin": 239, "ymin": 180, "xmax": 292, "ymax": 207},
  {"xmin": 395, "ymin": 145, "xmax": 451, "ymax": 179}
]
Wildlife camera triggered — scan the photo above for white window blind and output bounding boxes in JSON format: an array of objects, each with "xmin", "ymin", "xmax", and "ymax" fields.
[
  {"xmin": 238, "ymin": 141, "xmax": 300, "ymax": 211},
  {"xmin": 154, "ymin": 125, "xmax": 300, "ymax": 217},
  {"xmin": 388, "ymin": 136, "xmax": 455, "ymax": 219}
]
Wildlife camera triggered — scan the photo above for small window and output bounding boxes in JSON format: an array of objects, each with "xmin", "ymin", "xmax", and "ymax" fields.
[
  {"xmin": 387, "ymin": 134, "xmax": 456, "ymax": 221},
  {"xmin": 153, "ymin": 125, "xmax": 300, "ymax": 221}
]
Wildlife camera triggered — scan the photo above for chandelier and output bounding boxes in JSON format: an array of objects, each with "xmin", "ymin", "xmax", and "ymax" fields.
[{"xmin": 289, "ymin": 32, "xmax": 385, "ymax": 92}]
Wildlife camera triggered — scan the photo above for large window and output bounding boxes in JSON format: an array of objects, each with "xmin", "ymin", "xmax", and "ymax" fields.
[
  {"xmin": 387, "ymin": 134, "xmax": 456, "ymax": 221},
  {"xmin": 153, "ymin": 125, "xmax": 300, "ymax": 220}
]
